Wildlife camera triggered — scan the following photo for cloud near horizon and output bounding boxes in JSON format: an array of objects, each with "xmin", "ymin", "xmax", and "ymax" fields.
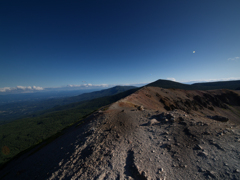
[
  {"xmin": 0, "ymin": 86, "xmax": 44, "ymax": 93},
  {"xmin": 66, "ymin": 84, "xmax": 109, "ymax": 88},
  {"xmin": 0, "ymin": 84, "xmax": 113, "ymax": 94},
  {"xmin": 227, "ymin": 57, "xmax": 239, "ymax": 61},
  {"xmin": 167, "ymin": 78, "xmax": 176, "ymax": 82},
  {"xmin": 0, "ymin": 82, "xmax": 148, "ymax": 94}
]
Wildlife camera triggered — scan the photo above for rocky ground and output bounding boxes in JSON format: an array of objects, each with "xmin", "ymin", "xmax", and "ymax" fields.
[{"xmin": 1, "ymin": 87, "xmax": 240, "ymax": 180}]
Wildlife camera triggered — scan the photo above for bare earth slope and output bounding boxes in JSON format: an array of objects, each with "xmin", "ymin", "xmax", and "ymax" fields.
[{"xmin": 1, "ymin": 87, "xmax": 240, "ymax": 180}]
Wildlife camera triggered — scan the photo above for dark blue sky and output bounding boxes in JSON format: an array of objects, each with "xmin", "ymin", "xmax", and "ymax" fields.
[{"xmin": 1, "ymin": 0, "xmax": 240, "ymax": 92}]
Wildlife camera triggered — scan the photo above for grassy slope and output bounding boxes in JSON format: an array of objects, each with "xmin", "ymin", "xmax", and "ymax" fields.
[{"xmin": 0, "ymin": 88, "xmax": 138, "ymax": 167}]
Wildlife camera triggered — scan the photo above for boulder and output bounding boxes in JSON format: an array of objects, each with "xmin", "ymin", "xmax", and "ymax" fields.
[
  {"xmin": 147, "ymin": 119, "xmax": 159, "ymax": 126},
  {"xmin": 138, "ymin": 105, "xmax": 144, "ymax": 111},
  {"xmin": 208, "ymin": 115, "xmax": 229, "ymax": 122}
]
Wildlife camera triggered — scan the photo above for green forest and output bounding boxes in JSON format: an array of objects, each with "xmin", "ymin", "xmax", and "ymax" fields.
[{"xmin": 0, "ymin": 88, "xmax": 138, "ymax": 168}]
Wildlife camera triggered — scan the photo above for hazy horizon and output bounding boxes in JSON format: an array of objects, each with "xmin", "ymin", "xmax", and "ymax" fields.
[{"xmin": 1, "ymin": 78, "xmax": 240, "ymax": 95}]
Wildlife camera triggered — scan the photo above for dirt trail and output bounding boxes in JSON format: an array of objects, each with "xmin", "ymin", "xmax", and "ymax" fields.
[{"xmin": 1, "ymin": 87, "xmax": 240, "ymax": 180}]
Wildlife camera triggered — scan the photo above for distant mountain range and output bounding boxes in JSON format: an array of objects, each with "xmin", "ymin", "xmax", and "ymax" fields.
[
  {"xmin": 0, "ymin": 86, "xmax": 136, "ymax": 123},
  {"xmin": 1, "ymin": 79, "xmax": 240, "ymax": 124},
  {"xmin": 147, "ymin": 79, "xmax": 240, "ymax": 90}
]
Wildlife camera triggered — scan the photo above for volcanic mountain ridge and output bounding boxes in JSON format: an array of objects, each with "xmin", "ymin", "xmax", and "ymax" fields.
[{"xmin": 1, "ymin": 86, "xmax": 240, "ymax": 180}]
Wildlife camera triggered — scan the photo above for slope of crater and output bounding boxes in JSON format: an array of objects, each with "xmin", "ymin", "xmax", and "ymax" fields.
[{"xmin": 1, "ymin": 87, "xmax": 240, "ymax": 180}]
